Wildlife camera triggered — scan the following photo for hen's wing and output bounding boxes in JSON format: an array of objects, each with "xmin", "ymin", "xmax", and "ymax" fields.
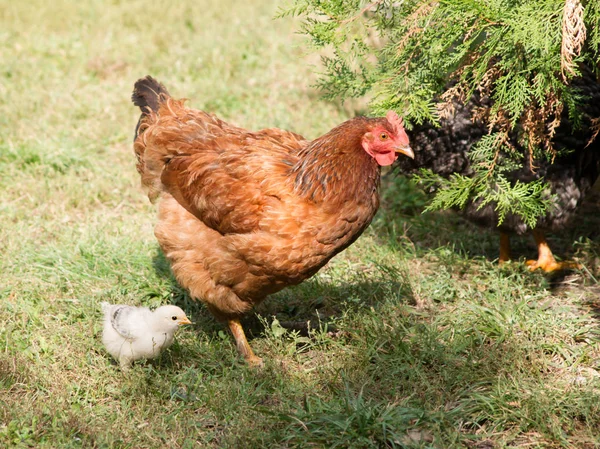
[{"xmin": 139, "ymin": 102, "xmax": 307, "ymax": 235}]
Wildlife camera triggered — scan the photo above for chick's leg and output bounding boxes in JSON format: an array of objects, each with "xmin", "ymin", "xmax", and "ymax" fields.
[
  {"xmin": 118, "ymin": 356, "xmax": 133, "ymax": 372},
  {"xmin": 526, "ymin": 229, "xmax": 581, "ymax": 272},
  {"xmin": 228, "ymin": 319, "xmax": 263, "ymax": 367},
  {"xmin": 498, "ymin": 231, "xmax": 511, "ymax": 265}
]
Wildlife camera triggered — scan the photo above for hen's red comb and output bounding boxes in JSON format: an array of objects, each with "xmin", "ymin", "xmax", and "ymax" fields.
[{"xmin": 386, "ymin": 111, "xmax": 405, "ymax": 133}]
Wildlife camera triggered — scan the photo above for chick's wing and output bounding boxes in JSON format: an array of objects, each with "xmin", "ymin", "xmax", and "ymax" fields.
[{"xmin": 107, "ymin": 305, "xmax": 149, "ymax": 340}]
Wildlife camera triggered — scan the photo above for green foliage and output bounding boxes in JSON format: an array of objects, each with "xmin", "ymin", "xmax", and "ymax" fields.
[
  {"xmin": 283, "ymin": 0, "xmax": 600, "ymax": 227},
  {"xmin": 414, "ymin": 132, "xmax": 553, "ymax": 228},
  {"xmin": 418, "ymin": 170, "xmax": 550, "ymax": 228}
]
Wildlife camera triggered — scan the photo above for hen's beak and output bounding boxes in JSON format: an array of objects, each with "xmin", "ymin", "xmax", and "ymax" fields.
[
  {"xmin": 178, "ymin": 317, "xmax": 192, "ymax": 325},
  {"xmin": 395, "ymin": 145, "xmax": 414, "ymax": 159}
]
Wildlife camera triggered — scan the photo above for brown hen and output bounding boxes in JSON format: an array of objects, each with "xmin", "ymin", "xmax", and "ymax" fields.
[{"xmin": 131, "ymin": 76, "xmax": 414, "ymax": 365}]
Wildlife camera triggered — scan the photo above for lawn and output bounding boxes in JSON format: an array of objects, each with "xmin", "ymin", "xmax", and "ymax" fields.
[{"xmin": 1, "ymin": 0, "xmax": 600, "ymax": 447}]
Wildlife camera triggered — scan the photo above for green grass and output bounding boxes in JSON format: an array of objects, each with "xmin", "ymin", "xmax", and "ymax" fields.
[{"xmin": 2, "ymin": 0, "xmax": 600, "ymax": 447}]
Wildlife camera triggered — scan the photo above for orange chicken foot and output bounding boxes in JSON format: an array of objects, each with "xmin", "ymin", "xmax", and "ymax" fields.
[
  {"xmin": 228, "ymin": 319, "xmax": 263, "ymax": 367},
  {"xmin": 525, "ymin": 230, "xmax": 581, "ymax": 272}
]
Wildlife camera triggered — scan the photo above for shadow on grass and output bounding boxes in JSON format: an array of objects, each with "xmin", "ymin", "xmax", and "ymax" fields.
[
  {"xmin": 381, "ymin": 175, "xmax": 600, "ymax": 261},
  {"xmin": 151, "ymin": 246, "xmax": 417, "ymax": 341},
  {"xmin": 377, "ymin": 175, "xmax": 600, "ymax": 289}
]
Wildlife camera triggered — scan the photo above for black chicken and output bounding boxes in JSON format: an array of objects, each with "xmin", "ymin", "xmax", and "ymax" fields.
[{"xmin": 398, "ymin": 72, "xmax": 600, "ymax": 272}]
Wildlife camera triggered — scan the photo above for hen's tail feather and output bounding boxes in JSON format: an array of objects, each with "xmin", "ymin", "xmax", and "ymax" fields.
[
  {"xmin": 132, "ymin": 76, "xmax": 171, "ymax": 142},
  {"xmin": 132, "ymin": 76, "xmax": 170, "ymax": 114}
]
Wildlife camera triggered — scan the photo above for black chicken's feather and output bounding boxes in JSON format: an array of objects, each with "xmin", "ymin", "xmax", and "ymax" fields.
[{"xmin": 398, "ymin": 70, "xmax": 600, "ymax": 235}]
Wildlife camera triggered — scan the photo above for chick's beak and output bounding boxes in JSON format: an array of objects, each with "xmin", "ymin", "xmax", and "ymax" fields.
[
  {"xmin": 178, "ymin": 317, "xmax": 192, "ymax": 325},
  {"xmin": 395, "ymin": 145, "xmax": 414, "ymax": 159}
]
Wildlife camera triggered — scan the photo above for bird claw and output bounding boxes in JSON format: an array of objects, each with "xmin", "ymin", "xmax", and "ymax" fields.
[
  {"xmin": 119, "ymin": 363, "xmax": 133, "ymax": 372},
  {"xmin": 526, "ymin": 259, "xmax": 581, "ymax": 273},
  {"xmin": 246, "ymin": 355, "xmax": 264, "ymax": 368}
]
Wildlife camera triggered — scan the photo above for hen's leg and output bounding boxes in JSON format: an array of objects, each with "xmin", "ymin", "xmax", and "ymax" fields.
[
  {"xmin": 228, "ymin": 319, "xmax": 263, "ymax": 367},
  {"xmin": 526, "ymin": 229, "xmax": 581, "ymax": 272},
  {"xmin": 499, "ymin": 231, "xmax": 511, "ymax": 265}
]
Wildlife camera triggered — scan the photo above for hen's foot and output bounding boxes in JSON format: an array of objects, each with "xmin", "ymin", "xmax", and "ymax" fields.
[
  {"xmin": 527, "ymin": 229, "xmax": 581, "ymax": 272},
  {"xmin": 526, "ymin": 258, "xmax": 581, "ymax": 272},
  {"xmin": 228, "ymin": 319, "xmax": 263, "ymax": 367},
  {"xmin": 246, "ymin": 355, "xmax": 264, "ymax": 368}
]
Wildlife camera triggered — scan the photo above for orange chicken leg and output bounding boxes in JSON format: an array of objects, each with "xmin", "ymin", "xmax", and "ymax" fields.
[
  {"xmin": 228, "ymin": 319, "xmax": 263, "ymax": 367},
  {"xmin": 526, "ymin": 229, "xmax": 581, "ymax": 272},
  {"xmin": 499, "ymin": 231, "xmax": 511, "ymax": 265}
]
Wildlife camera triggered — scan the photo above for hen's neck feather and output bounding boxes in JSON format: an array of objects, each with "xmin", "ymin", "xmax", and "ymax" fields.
[{"xmin": 292, "ymin": 117, "xmax": 381, "ymax": 204}]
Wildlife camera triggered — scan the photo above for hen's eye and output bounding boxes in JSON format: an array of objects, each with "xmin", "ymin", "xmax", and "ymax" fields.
[
  {"xmin": 380, "ymin": 133, "xmax": 389, "ymax": 140},
  {"xmin": 172, "ymin": 316, "xmax": 177, "ymax": 321}
]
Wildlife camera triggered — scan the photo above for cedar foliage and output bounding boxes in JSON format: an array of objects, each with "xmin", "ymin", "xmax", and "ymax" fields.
[{"xmin": 282, "ymin": 0, "xmax": 600, "ymax": 227}]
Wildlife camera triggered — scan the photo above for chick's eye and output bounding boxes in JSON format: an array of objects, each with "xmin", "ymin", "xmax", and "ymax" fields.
[
  {"xmin": 379, "ymin": 133, "xmax": 388, "ymax": 140},
  {"xmin": 172, "ymin": 316, "xmax": 177, "ymax": 321}
]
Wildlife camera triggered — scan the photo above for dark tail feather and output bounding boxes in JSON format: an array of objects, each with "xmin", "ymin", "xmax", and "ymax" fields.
[
  {"xmin": 132, "ymin": 76, "xmax": 170, "ymax": 113},
  {"xmin": 132, "ymin": 76, "xmax": 170, "ymax": 140}
]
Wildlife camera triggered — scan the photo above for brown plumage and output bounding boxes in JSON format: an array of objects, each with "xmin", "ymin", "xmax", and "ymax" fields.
[{"xmin": 131, "ymin": 76, "xmax": 414, "ymax": 365}]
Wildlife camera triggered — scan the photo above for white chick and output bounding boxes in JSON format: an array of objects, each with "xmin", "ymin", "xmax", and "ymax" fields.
[{"xmin": 101, "ymin": 302, "xmax": 191, "ymax": 370}]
